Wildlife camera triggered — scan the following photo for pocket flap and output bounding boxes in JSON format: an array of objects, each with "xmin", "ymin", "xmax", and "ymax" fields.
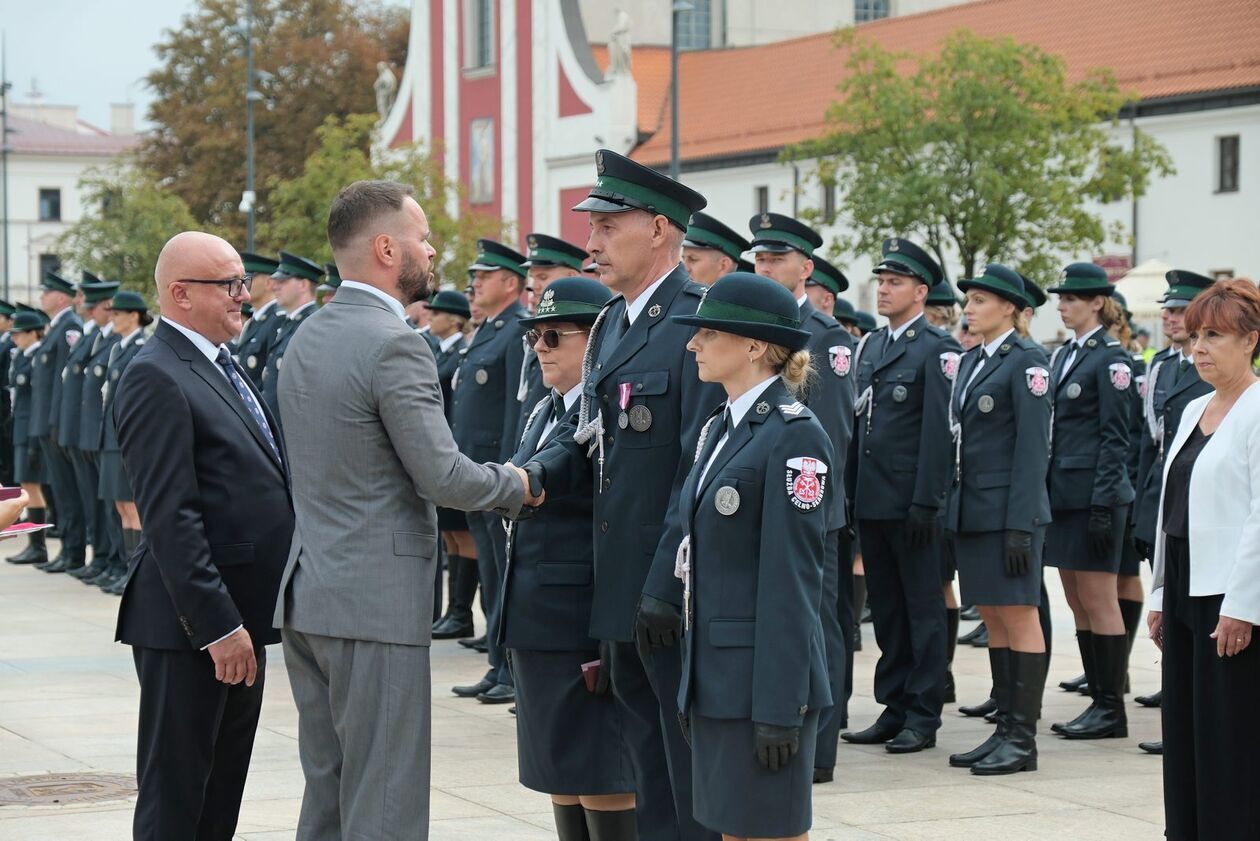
[
  {"xmin": 718, "ymin": 468, "xmax": 756, "ymax": 483},
  {"xmin": 537, "ymin": 562, "xmax": 592, "ymax": 586},
  {"xmin": 708, "ymin": 618, "xmax": 756, "ymax": 648},
  {"xmin": 890, "ymin": 368, "xmax": 918, "ymax": 383},
  {"xmin": 210, "ymin": 542, "xmax": 255, "ymax": 568},
  {"xmin": 1056, "ymin": 455, "xmax": 1095, "ymax": 469},
  {"xmin": 976, "ymin": 470, "xmax": 1012, "ymax": 489},
  {"xmin": 393, "ymin": 531, "xmax": 437, "ymax": 558},
  {"xmin": 620, "ymin": 370, "xmax": 669, "ymax": 397}
]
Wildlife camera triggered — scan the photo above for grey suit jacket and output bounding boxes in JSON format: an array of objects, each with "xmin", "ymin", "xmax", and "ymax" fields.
[{"xmin": 273, "ymin": 285, "xmax": 525, "ymax": 646}]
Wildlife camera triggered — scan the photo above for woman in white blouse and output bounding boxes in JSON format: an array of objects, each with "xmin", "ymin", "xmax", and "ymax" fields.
[{"xmin": 1147, "ymin": 279, "xmax": 1260, "ymax": 840}]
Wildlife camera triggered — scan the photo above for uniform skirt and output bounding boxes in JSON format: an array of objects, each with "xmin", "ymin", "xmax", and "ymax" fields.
[
  {"xmin": 13, "ymin": 440, "xmax": 45, "ymax": 485},
  {"xmin": 1118, "ymin": 522, "xmax": 1142, "ymax": 577},
  {"xmin": 510, "ymin": 648, "xmax": 633, "ymax": 795},
  {"xmin": 1044, "ymin": 504, "xmax": 1129, "ymax": 573},
  {"xmin": 436, "ymin": 505, "xmax": 467, "ymax": 532},
  {"xmin": 97, "ymin": 451, "xmax": 133, "ymax": 502},
  {"xmin": 692, "ymin": 710, "xmax": 820, "ymax": 839},
  {"xmin": 955, "ymin": 528, "xmax": 1044, "ymax": 606}
]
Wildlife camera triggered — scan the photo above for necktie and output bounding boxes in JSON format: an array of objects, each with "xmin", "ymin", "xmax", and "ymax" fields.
[
  {"xmin": 550, "ymin": 390, "xmax": 567, "ymax": 421},
  {"xmin": 215, "ymin": 347, "xmax": 281, "ymax": 461},
  {"xmin": 1174, "ymin": 358, "xmax": 1190, "ymax": 384},
  {"xmin": 1060, "ymin": 342, "xmax": 1079, "ymax": 383},
  {"xmin": 962, "ymin": 353, "xmax": 987, "ymax": 404},
  {"xmin": 696, "ymin": 408, "xmax": 732, "ymax": 494},
  {"xmin": 881, "ymin": 330, "xmax": 895, "ymax": 360}
]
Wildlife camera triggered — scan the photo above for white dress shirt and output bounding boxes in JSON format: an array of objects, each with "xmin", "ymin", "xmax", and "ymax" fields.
[
  {"xmin": 339, "ymin": 280, "xmax": 408, "ymax": 322},
  {"xmin": 438, "ymin": 331, "xmax": 463, "ymax": 353},
  {"xmin": 537, "ymin": 383, "xmax": 583, "ymax": 447},
  {"xmin": 697, "ymin": 375, "xmax": 780, "ymax": 492},
  {"xmin": 624, "ymin": 265, "xmax": 677, "ymax": 326},
  {"xmin": 961, "ymin": 327, "xmax": 1015, "ymax": 403}
]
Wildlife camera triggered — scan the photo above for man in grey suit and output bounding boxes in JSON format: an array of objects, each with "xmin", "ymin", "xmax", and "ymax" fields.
[{"xmin": 274, "ymin": 180, "xmax": 539, "ymax": 840}]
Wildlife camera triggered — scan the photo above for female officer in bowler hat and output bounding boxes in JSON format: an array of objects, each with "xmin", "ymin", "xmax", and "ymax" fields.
[
  {"xmin": 673, "ymin": 272, "xmax": 832, "ymax": 841},
  {"xmin": 945, "ymin": 265, "xmax": 1052, "ymax": 775},
  {"xmin": 1044, "ymin": 263, "xmax": 1135, "ymax": 739},
  {"xmin": 499, "ymin": 277, "xmax": 637, "ymax": 841},
  {"xmin": 6, "ymin": 308, "xmax": 51, "ymax": 564},
  {"xmin": 98, "ymin": 291, "xmax": 153, "ymax": 595}
]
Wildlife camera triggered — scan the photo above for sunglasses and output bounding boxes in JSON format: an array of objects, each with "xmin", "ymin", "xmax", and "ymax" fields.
[{"xmin": 526, "ymin": 328, "xmax": 587, "ymax": 349}]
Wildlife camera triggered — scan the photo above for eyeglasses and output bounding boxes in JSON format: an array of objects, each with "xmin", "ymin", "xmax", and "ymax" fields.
[
  {"xmin": 177, "ymin": 276, "xmax": 254, "ymax": 297},
  {"xmin": 526, "ymin": 328, "xmax": 587, "ymax": 349}
]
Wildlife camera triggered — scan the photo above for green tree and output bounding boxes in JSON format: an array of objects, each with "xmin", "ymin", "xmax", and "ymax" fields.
[
  {"xmin": 260, "ymin": 113, "xmax": 507, "ymax": 287},
  {"xmin": 55, "ymin": 161, "xmax": 198, "ymax": 298},
  {"xmin": 140, "ymin": 0, "xmax": 408, "ymax": 243},
  {"xmin": 788, "ymin": 29, "xmax": 1174, "ymax": 283}
]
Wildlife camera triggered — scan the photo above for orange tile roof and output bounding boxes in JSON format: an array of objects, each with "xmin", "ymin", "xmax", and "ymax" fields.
[{"xmin": 604, "ymin": 0, "xmax": 1260, "ymax": 168}]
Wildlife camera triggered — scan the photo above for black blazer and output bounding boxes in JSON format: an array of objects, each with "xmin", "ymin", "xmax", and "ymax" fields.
[
  {"xmin": 114, "ymin": 320, "xmax": 294, "ymax": 651},
  {"xmin": 432, "ymin": 333, "xmax": 466, "ymax": 424},
  {"xmin": 100, "ymin": 335, "xmax": 148, "ymax": 454},
  {"xmin": 78, "ymin": 331, "xmax": 120, "ymax": 452},
  {"xmin": 450, "ymin": 302, "xmax": 529, "ymax": 463},
  {"xmin": 29, "ymin": 309, "xmax": 83, "ymax": 438},
  {"xmin": 798, "ymin": 299, "xmax": 856, "ymax": 531}
]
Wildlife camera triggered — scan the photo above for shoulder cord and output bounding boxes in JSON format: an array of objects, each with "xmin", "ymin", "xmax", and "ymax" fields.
[
  {"xmin": 516, "ymin": 337, "xmax": 534, "ymax": 402},
  {"xmin": 676, "ymin": 410, "xmax": 722, "ymax": 630},
  {"xmin": 1145, "ymin": 358, "xmax": 1166, "ymax": 448},
  {"xmin": 948, "ymin": 350, "xmax": 964, "ymax": 485},
  {"xmin": 575, "ymin": 302, "xmax": 614, "ymax": 487},
  {"xmin": 1047, "ymin": 342, "xmax": 1066, "ymax": 453},
  {"xmin": 851, "ymin": 330, "xmax": 875, "ymax": 435}
]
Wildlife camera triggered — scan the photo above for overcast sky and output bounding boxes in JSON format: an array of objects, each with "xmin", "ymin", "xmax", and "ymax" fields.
[{"xmin": 1, "ymin": 0, "xmax": 409, "ymax": 131}]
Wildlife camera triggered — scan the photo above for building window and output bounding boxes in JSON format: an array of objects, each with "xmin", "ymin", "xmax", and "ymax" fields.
[
  {"xmin": 677, "ymin": 0, "xmax": 712, "ymax": 51},
  {"xmin": 755, "ymin": 185, "xmax": 769, "ymax": 214},
  {"xmin": 39, "ymin": 189, "xmax": 61, "ymax": 222},
  {"xmin": 463, "ymin": 0, "xmax": 494, "ymax": 71},
  {"xmin": 855, "ymin": 0, "xmax": 891, "ymax": 23},
  {"xmin": 821, "ymin": 182, "xmax": 836, "ymax": 223},
  {"xmin": 1217, "ymin": 135, "xmax": 1239, "ymax": 193},
  {"xmin": 1210, "ymin": 269, "xmax": 1235, "ymax": 280},
  {"xmin": 469, "ymin": 118, "xmax": 495, "ymax": 204},
  {"xmin": 38, "ymin": 254, "xmax": 61, "ymax": 277}
]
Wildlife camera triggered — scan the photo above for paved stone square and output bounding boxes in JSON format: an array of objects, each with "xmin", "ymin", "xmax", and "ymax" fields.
[{"xmin": 0, "ymin": 543, "xmax": 1166, "ymax": 839}]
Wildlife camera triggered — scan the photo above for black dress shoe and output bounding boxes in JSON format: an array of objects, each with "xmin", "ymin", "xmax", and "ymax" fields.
[
  {"xmin": 508, "ymin": 706, "xmax": 516, "ymax": 716},
  {"xmin": 452, "ymin": 675, "xmax": 496, "ymax": 698},
  {"xmin": 1059, "ymin": 672, "xmax": 1087, "ymax": 692},
  {"xmin": 103, "ymin": 575, "xmax": 128, "ymax": 595},
  {"xmin": 477, "ymin": 683, "xmax": 515, "ymax": 704},
  {"xmin": 886, "ymin": 728, "xmax": 935, "ymax": 754},
  {"xmin": 959, "ymin": 622, "xmax": 986, "ymax": 645},
  {"xmin": 959, "ymin": 696, "xmax": 998, "ymax": 718},
  {"xmin": 812, "ymin": 767, "xmax": 834, "ymax": 784},
  {"xmin": 471, "ymin": 640, "xmax": 489, "ymax": 653},
  {"xmin": 968, "ymin": 625, "xmax": 989, "ymax": 648},
  {"xmin": 960, "ymin": 605, "xmax": 980, "ymax": 621},
  {"xmin": 841, "ymin": 721, "xmax": 900, "ymax": 745},
  {"xmin": 859, "ymin": 605, "xmax": 873, "ymax": 623},
  {"xmin": 1138, "ymin": 740, "xmax": 1163, "ymax": 755},
  {"xmin": 432, "ymin": 616, "xmax": 475, "ymax": 640},
  {"xmin": 33, "ymin": 551, "xmax": 64, "ymax": 572},
  {"xmin": 6, "ymin": 544, "xmax": 48, "ymax": 564},
  {"xmin": 458, "ymin": 634, "xmax": 487, "ymax": 649},
  {"xmin": 1136, "ymin": 690, "xmax": 1162, "ymax": 708},
  {"xmin": 852, "ymin": 624, "xmax": 863, "ymax": 652}
]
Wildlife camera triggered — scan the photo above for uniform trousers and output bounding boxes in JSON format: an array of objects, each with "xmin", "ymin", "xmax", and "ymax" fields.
[
  {"xmin": 131, "ymin": 644, "xmax": 266, "ymax": 841},
  {"xmin": 68, "ymin": 448, "xmax": 110, "ymax": 561},
  {"xmin": 814, "ymin": 529, "xmax": 847, "ymax": 769},
  {"xmin": 858, "ymin": 517, "xmax": 946, "ymax": 737},
  {"xmin": 41, "ymin": 434, "xmax": 86, "ymax": 553},
  {"xmin": 1161, "ymin": 535, "xmax": 1260, "ymax": 840},
  {"xmin": 467, "ymin": 509, "xmax": 511, "ymax": 686},
  {"xmin": 283, "ymin": 628, "xmax": 433, "ymax": 841}
]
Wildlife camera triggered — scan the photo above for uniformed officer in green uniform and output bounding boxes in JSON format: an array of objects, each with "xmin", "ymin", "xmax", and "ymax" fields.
[
  {"xmin": 854, "ymin": 310, "xmax": 877, "ymax": 336},
  {"xmin": 833, "ymin": 297, "xmax": 860, "ymax": 336},
  {"xmin": 0, "ymin": 299, "xmax": 17, "ymax": 486},
  {"xmin": 517, "ymin": 234, "xmax": 588, "ymax": 423},
  {"xmin": 681, "ymin": 212, "xmax": 751, "ymax": 286},
  {"xmin": 319, "ymin": 262, "xmax": 342, "ymax": 304},
  {"xmin": 925, "ymin": 279, "xmax": 963, "ymax": 333},
  {"xmin": 4, "ymin": 307, "xmax": 51, "ymax": 565},
  {"xmin": 804, "ymin": 255, "xmax": 848, "ymax": 318},
  {"xmin": 261, "ymin": 251, "xmax": 323, "ymax": 423},
  {"xmin": 233, "ymin": 252, "xmax": 281, "ymax": 388}
]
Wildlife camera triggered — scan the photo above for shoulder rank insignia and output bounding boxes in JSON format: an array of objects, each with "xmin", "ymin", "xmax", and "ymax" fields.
[{"xmin": 779, "ymin": 401, "xmax": 806, "ymax": 416}]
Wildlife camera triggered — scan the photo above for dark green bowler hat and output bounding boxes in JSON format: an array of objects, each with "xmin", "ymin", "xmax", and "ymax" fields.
[
  {"xmin": 1015, "ymin": 271, "xmax": 1047, "ymax": 309},
  {"xmin": 519, "ymin": 277, "xmax": 612, "ymax": 328},
  {"xmin": 874, "ymin": 238, "xmax": 942, "ymax": 286},
  {"xmin": 271, "ymin": 251, "xmax": 324, "ymax": 283},
  {"xmin": 469, "ymin": 239, "xmax": 528, "ymax": 278},
  {"xmin": 11, "ymin": 310, "xmax": 45, "ymax": 332},
  {"xmin": 926, "ymin": 280, "xmax": 963, "ymax": 307},
  {"xmin": 958, "ymin": 264, "xmax": 1027, "ymax": 309},
  {"xmin": 1162, "ymin": 270, "xmax": 1214, "ymax": 308},
  {"xmin": 15, "ymin": 302, "xmax": 46, "ymax": 322},
  {"xmin": 573, "ymin": 148, "xmax": 707, "ymax": 231},
  {"xmin": 806, "ymin": 254, "xmax": 849, "ymax": 295},
  {"xmin": 1112, "ymin": 290, "xmax": 1134, "ymax": 321},
  {"xmin": 855, "ymin": 310, "xmax": 878, "ymax": 334},
  {"xmin": 684, "ymin": 212, "xmax": 751, "ymax": 264},
  {"xmin": 521, "ymin": 233, "xmax": 587, "ymax": 272},
  {"xmin": 424, "ymin": 290, "xmax": 471, "ymax": 319},
  {"xmin": 111, "ymin": 290, "xmax": 150, "ymax": 312},
  {"xmin": 240, "ymin": 251, "xmax": 279, "ymax": 276},
  {"xmin": 1047, "ymin": 262, "xmax": 1113, "ymax": 297},
  {"xmin": 673, "ymin": 271, "xmax": 810, "ymax": 350},
  {"xmin": 81, "ymin": 281, "xmax": 121, "ymax": 305},
  {"xmin": 41, "ymin": 271, "xmax": 76, "ymax": 295},
  {"xmin": 833, "ymin": 297, "xmax": 858, "ymax": 324},
  {"xmin": 319, "ymin": 263, "xmax": 342, "ymax": 293},
  {"xmin": 0, "ymin": 299, "xmax": 15, "ymax": 317},
  {"xmin": 748, "ymin": 212, "xmax": 823, "ymax": 257}
]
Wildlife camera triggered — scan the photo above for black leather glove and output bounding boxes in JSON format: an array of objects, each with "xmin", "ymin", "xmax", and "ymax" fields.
[
  {"xmin": 633, "ymin": 594, "xmax": 682, "ymax": 658},
  {"xmin": 1088, "ymin": 506, "xmax": 1113, "ymax": 561},
  {"xmin": 522, "ymin": 461, "xmax": 546, "ymax": 498},
  {"xmin": 753, "ymin": 722, "xmax": 800, "ymax": 772},
  {"xmin": 1134, "ymin": 537, "xmax": 1153, "ymax": 560},
  {"xmin": 594, "ymin": 639, "xmax": 612, "ymax": 696},
  {"xmin": 1003, "ymin": 529, "xmax": 1033, "ymax": 577},
  {"xmin": 678, "ymin": 711, "xmax": 692, "ymax": 748},
  {"xmin": 906, "ymin": 504, "xmax": 938, "ymax": 550}
]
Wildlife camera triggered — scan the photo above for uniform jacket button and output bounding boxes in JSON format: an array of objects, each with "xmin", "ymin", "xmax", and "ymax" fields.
[
  {"xmin": 799, "ymin": 705, "xmax": 808, "ymax": 716},
  {"xmin": 602, "ymin": 477, "xmax": 611, "ymax": 490},
  {"xmin": 600, "ymin": 521, "xmax": 609, "ymax": 533}
]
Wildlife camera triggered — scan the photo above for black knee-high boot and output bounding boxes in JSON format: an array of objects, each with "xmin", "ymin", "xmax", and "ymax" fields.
[
  {"xmin": 5, "ymin": 506, "xmax": 47, "ymax": 564},
  {"xmin": 552, "ymin": 803, "xmax": 590, "ymax": 841},
  {"xmin": 852, "ymin": 573, "xmax": 867, "ymax": 651},
  {"xmin": 951, "ymin": 647, "xmax": 1010, "ymax": 767},
  {"xmin": 1119, "ymin": 598, "xmax": 1143, "ymax": 694},
  {"xmin": 584, "ymin": 808, "xmax": 636, "ymax": 841},
  {"xmin": 944, "ymin": 607, "xmax": 960, "ymax": 703},
  {"xmin": 1052, "ymin": 630, "xmax": 1096, "ymax": 734},
  {"xmin": 1061, "ymin": 633, "xmax": 1128, "ymax": 739},
  {"xmin": 973, "ymin": 650, "xmax": 1046, "ymax": 775}
]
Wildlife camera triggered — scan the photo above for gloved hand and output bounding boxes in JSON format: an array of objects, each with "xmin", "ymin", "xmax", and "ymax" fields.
[
  {"xmin": 1088, "ymin": 506, "xmax": 1113, "ymax": 561},
  {"xmin": 634, "ymin": 594, "xmax": 682, "ymax": 658},
  {"xmin": 522, "ymin": 461, "xmax": 546, "ymax": 499},
  {"xmin": 906, "ymin": 504, "xmax": 938, "ymax": 550},
  {"xmin": 1003, "ymin": 529, "xmax": 1033, "ymax": 577},
  {"xmin": 678, "ymin": 711, "xmax": 692, "ymax": 748},
  {"xmin": 753, "ymin": 722, "xmax": 800, "ymax": 772},
  {"xmin": 1134, "ymin": 537, "xmax": 1153, "ymax": 560},
  {"xmin": 594, "ymin": 639, "xmax": 612, "ymax": 696}
]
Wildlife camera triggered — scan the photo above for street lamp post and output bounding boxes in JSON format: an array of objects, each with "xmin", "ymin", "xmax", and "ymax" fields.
[
  {"xmin": 669, "ymin": 2, "xmax": 694, "ymax": 181},
  {"xmin": 1, "ymin": 32, "xmax": 11, "ymax": 299},
  {"xmin": 243, "ymin": 0, "xmax": 258, "ymax": 251}
]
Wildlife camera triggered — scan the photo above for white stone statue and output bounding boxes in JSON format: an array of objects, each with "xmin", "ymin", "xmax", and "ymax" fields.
[
  {"xmin": 374, "ymin": 62, "xmax": 398, "ymax": 122},
  {"xmin": 608, "ymin": 9, "xmax": 632, "ymax": 77}
]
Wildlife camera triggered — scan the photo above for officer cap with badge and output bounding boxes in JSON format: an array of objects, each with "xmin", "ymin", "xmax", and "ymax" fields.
[
  {"xmin": 271, "ymin": 251, "xmax": 325, "ymax": 285},
  {"xmin": 874, "ymin": 238, "xmax": 943, "ymax": 286},
  {"xmin": 958, "ymin": 263, "xmax": 1029, "ymax": 309},
  {"xmin": 1046, "ymin": 262, "xmax": 1114, "ymax": 297},
  {"xmin": 41, "ymin": 271, "xmax": 76, "ymax": 297},
  {"xmin": 111, "ymin": 290, "xmax": 153, "ymax": 326},
  {"xmin": 747, "ymin": 212, "xmax": 823, "ymax": 257},
  {"xmin": 519, "ymin": 277, "xmax": 612, "ymax": 328},
  {"xmin": 520, "ymin": 234, "xmax": 588, "ymax": 273},
  {"xmin": 807, "ymin": 254, "xmax": 850, "ymax": 296},
  {"xmin": 926, "ymin": 279, "xmax": 963, "ymax": 308},
  {"xmin": 318, "ymin": 263, "xmax": 342, "ymax": 294},
  {"xmin": 15, "ymin": 303, "xmax": 47, "ymax": 324},
  {"xmin": 684, "ymin": 211, "xmax": 751, "ymax": 264},
  {"xmin": 11, "ymin": 308, "xmax": 46, "ymax": 333},
  {"xmin": 1015, "ymin": 271, "xmax": 1047, "ymax": 310},
  {"xmin": 239, "ymin": 251, "xmax": 280, "ymax": 277},
  {"xmin": 423, "ymin": 290, "xmax": 472, "ymax": 320},
  {"xmin": 1161, "ymin": 269, "xmax": 1215, "ymax": 309},
  {"xmin": 673, "ymin": 271, "xmax": 811, "ymax": 351},
  {"xmin": 469, "ymin": 239, "xmax": 528, "ymax": 278},
  {"xmin": 81, "ymin": 279, "xmax": 121, "ymax": 306},
  {"xmin": 573, "ymin": 148, "xmax": 707, "ymax": 231}
]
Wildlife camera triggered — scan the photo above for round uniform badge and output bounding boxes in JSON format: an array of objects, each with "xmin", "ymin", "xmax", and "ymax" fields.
[
  {"xmin": 978, "ymin": 395, "xmax": 995, "ymax": 413},
  {"xmin": 893, "ymin": 385, "xmax": 909, "ymax": 403},
  {"xmin": 714, "ymin": 486, "xmax": 740, "ymax": 516},
  {"xmin": 755, "ymin": 401, "xmax": 770, "ymax": 415},
  {"xmin": 247, "ymin": 355, "xmax": 258, "ymax": 369},
  {"xmin": 629, "ymin": 404, "xmax": 653, "ymax": 432},
  {"xmin": 618, "ymin": 411, "xmax": 629, "ymax": 430},
  {"xmin": 16, "ymin": 375, "xmax": 25, "ymax": 385},
  {"xmin": 276, "ymin": 356, "xmax": 283, "ymax": 370},
  {"xmin": 648, "ymin": 304, "xmax": 662, "ymax": 318},
  {"xmin": 93, "ymin": 365, "xmax": 104, "ymax": 377},
  {"xmin": 40, "ymin": 354, "xmax": 48, "ymax": 364},
  {"xmin": 1066, "ymin": 382, "xmax": 1082, "ymax": 399},
  {"xmin": 475, "ymin": 369, "xmax": 489, "ymax": 385}
]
